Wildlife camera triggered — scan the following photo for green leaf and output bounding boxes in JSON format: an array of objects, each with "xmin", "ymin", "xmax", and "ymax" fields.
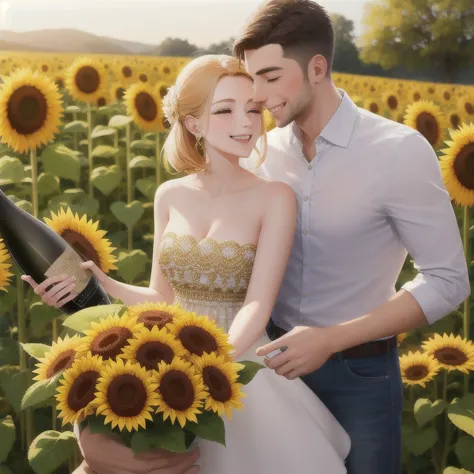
[
  {"xmin": 131, "ymin": 139, "xmax": 156, "ymax": 152},
  {"xmin": 129, "ymin": 155, "xmax": 156, "ymax": 169},
  {"xmin": 455, "ymin": 436, "xmax": 474, "ymax": 470},
  {"xmin": 0, "ymin": 366, "xmax": 32, "ymax": 414},
  {"xmin": 28, "ymin": 430, "xmax": 76, "ymax": 474},
  {"xmin": 0, "ymin": 156, "xmax": 25, "ymax": 185},
  {"xmin": 108, "ymin": 115, "xmax": 133, "ymax": 128},
  {"xmin": 20, "ymin": 343, "xmax": 51, "ymax": 361},
  {"xmin": 37, "ymin": 172, "xmax": 60, "ymax": 197},
  {"xmin": 92, "ymin": 145, "xmax": 119, "ymax": 159},
  {"xmin": 236, "ymin": 360, "xmax": 265, "ymax": 385},
  {"xmin": 64, "ymin": 121, "xmax": 88, "ymax": 134},
  {"xmin": 402, "ymin": 424, "xmax": 438, "ymax": 455},
  {"xmin": 0, "ymin": 338, "xmax": 19, "ymax": 366},
  {"xmin": 41, "ymin": 143, "xmax": 81, "ymax": 183},
  {"xmin": 21, "ymin": 372, "xmax": 63, "ymax": 410},
  {"xmin": 0, "ymin": 416, "xmax": 15, "ymax": 462},
  {"xmin": 62, "ymin": 304, "xmax": 125, "ymax": 333},
  {"xmin": 185, "ymin": 410, "xmax": 225, "ymax": 446},
  {"xmin": 65, "ymin": 105, "xmax": 82, "ymax": 114},
  {"xmin": 136, "ymin": 178, "xmax": 158, "ymax": 201},
  {"xmin": 28, "ymin": 302, "xmax": 61, "ymax": 339},
  {"xmin": 86, "ymin": 415, "xmax": 114, "ymax": 435},
  {"xmin": 448, "ymin": 395, "xmax": 474, "ymax": 437},
  {"xmin": 90, "ymin": 165, "xmax": 121, "ymax": 195},
  {"xmin": 131, "ymin": 421, "xmax": 187, "ymax": 454},
  {"xmin": 110, "ymin": 200, "xmax": 145, "ymax": 229},
  {"xmin": 90, "ymin": 125, "xmax": 116, "ymax": 139},
  {"xmin": 444, "ymin": 468, "xmax": 474, "ymax": 474},
  {"xmin": 116, "ymin": 250, "xmax": 148, "ymax": 284},
  {"xmin": 0, "ymin": 466, "xmax": 13, "ymax": 474},
  {"xmin": 414, "ymin": 398, "xmax": 446, "ymax": 428}
]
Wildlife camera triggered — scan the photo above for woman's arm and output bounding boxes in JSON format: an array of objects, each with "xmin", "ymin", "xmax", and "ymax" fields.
[{"xmin": 228, "ymin": 181, "xmax": 297, "ymax": 359}]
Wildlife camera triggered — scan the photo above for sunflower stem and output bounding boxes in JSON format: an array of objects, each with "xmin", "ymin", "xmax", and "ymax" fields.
[
  {"xmin": 126, "ymin": 122, "xmax": 133, "ymax": 252},
  {"xmin": 462, "ymin": 205, "xmax": 471, "ymax": 394},
  {"xmin": 156, "ymin": 132, "xmax": 162, "ymax": 186},
  {"xmin": 440, "ymin": 370, "xmax": 452, "ymax": 472},
  {"xmin": 114, "ymin": 130, "xmax": 120, "ymax": 169},
  {"xmin": 30, "ymin": 148, "xmax": 38, "ymax": 218},
  {"xmin": 73, "ymin": 111, "xmax": 78, "ymax": 151},
  {"xmin": 87, "ymin": 104, "xmax": 93, "ymax": 197}
]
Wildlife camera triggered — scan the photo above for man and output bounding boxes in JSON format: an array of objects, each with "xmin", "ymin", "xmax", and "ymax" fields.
[{"xmin": 233, "ymin": 0, "xmax": 470, "ymax": 473}]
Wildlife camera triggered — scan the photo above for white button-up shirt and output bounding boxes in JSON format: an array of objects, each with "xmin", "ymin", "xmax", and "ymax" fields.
[{"xmin": 240, "ymin": 90, "xmax": 470, "ymax": 332}]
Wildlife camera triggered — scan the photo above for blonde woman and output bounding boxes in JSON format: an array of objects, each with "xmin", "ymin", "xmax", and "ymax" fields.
[{"xmin": 23, "ymin": 54, "xmax": 350, "ymax": 473}]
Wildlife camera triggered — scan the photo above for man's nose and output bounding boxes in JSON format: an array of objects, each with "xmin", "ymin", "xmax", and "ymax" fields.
[{"xmin": 253, "ymin": 83, "xmax": 267, "ymax": 104}]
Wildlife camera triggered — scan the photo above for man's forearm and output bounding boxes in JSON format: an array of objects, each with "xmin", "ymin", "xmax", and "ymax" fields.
[
  {"xmin": 102, "ymin": 277, "xmax": 166, "ymax": 306},
  {"xmin": 328, "ymin": 290, "xmax": 428, "ymax": 354}
]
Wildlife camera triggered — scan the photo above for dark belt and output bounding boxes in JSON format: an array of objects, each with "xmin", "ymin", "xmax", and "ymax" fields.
[{"xmin": 272, "ymin": 324, "xmax": 397, "ymax": 360}]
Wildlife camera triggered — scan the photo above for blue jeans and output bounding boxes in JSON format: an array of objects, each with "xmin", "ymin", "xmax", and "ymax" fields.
[{"xmin": 266, "ymin": 319, "xmax": 404, "ymax": 474}]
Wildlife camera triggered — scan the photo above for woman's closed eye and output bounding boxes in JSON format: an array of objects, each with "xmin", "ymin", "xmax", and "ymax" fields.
[
  {"xmin": 213, "ymin": 108, "xmax": 262, "ymax": 114},
  {"xmin": 268, "ymin": 78, "xmax": 279, "ymax": 83}
]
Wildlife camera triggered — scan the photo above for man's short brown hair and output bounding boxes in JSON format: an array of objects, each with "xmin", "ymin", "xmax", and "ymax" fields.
[{"xmin": 232, "ymin": 0, "xmax": 335, "ymax": 78}]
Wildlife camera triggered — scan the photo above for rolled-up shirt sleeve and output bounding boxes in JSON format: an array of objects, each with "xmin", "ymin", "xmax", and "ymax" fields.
[{"xmin": 382, "ymin": 131, "xmax": 470, "ymax": 324}]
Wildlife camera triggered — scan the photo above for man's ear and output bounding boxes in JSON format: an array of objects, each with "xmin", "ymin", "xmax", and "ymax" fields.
[
  {"xmin": 307, "ymin": 54, "xmax": 328, "ymax": 84},
  {"xmin": 184, "ymin": 115, "xmax": 200, "ymax": 136}
]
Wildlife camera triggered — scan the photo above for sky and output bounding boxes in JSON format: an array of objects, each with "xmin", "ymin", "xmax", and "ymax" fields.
[{"xmin": 0, "ymin": 0, "xmax": 367, "ymax": 48}]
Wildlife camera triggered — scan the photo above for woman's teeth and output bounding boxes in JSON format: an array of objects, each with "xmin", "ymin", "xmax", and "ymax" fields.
[
  {"xmin": 269, "ymin": 102, "xmax": 285, "ymax": 113},
  {"xmin": 231, "ymin": 135, "xmax": 251, "ymax": 142}
]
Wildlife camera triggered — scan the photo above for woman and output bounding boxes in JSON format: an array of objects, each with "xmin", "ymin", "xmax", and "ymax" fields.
[{"xmin": 22, "ymin": 54, "xmax": 351, "ymax": 474}]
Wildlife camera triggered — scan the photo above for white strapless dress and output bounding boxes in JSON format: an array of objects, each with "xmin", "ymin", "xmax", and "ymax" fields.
[{"xmin": 158, "ymin": 233, "xmax": 351, "ymax": 474}]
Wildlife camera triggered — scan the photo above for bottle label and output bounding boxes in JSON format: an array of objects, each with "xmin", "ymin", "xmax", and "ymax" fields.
[{"xmin": 44, "ymin": 246, "xmax": 91, "ymax": 295}]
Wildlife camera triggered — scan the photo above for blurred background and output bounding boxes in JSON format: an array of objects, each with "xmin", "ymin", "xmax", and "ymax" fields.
[{"xmin": 0, "ymin": 1, "xmax": 473, "ymax": 474}]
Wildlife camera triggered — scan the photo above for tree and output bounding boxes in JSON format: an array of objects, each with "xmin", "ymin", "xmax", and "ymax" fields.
[
  {"xmin": 150, "ymin": 37, "xmax": 198, "ymax": 57},
  {"xmin": 331, "ymin": 14, "xmax": 362, "ymax": 73},
  {"xmin": 206, "ymin": 37, "xmax": 235, "ymax": 55},
  {"xmin": 359, "ymin": 0, "xmax": 474, "ymax": 83}
]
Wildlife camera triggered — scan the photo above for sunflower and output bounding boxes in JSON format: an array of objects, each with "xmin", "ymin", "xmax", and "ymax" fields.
[
  {"xmin": 79, "ymin": 313, "xmax": 144, "ymax": 361},
  {"xmin": 56, "ymin": 353, "xmax": 103, "ymax": 425},
  {"xmin": 0, "ymin": 239, "xmax": 13, "ymax": 292},
  {"xmin": 44, "ymin": 207, "xmax": 118, "ymax": 273},
  {"xmin": 167, "ymin": 311, "xmax": 234, "ymax": 359},
  {"xmin": 363, "ymin": 98, "xmax": 382, "ymax": 115},
  {"xmin": 65, "ymin": 57, "xmax": 108, "ymax": 104},
  {"xmin": 33, "ymin": 335, "xmax": 85, "ymax": 381},
  {"xmin": 448, "ymin": 110, "xmax": 462, "ymax": 130},
  {"xmin": 193, "ymin": 352, "xmax": 245, "ymax": 419},
  {"xmin": 403, "ymin": 100, "xmax": 447, "ymax": 148},
  {"xmin": 121, "ymin": 325, "xmax": 187, "ymax": 371},
  {"xmin": 422, "ymin": 333, "xmax": 474, "ymax": 374},
  {"xmin": 439, "ymin": 123, "xmax": 474, "ymax": 206},
  {"xmin": 94, "ymin": 358, "xmax": 159, "ymax": 431},
  {"xmin": 110, "ymin": 83, "xmax": 126, "ymax": 103},
  {"xmin": 399, "ymin": 350, "xmax": 440, "ymax": 388},
  {"xmin": 382, "ymin": 91, "xmax": 401, "ymax": 114},
  {"xmin": 263, "ymin": 109, "xmax": 276, "ymax": 131},
  {"xmin": 459, "ymin": 97, "xmax": 474, "ymax": 119},
  {"xmin": 126, "ymin": 301, "xmax": 187, "ymax": 330},
  {"xmin": 123, "ymin": 83, "xmax": 164, "ymax": 132},
  {"xmin": 0, "ymin": 68, "xmax": 63, "ymax": 153},
  {"xmin": 154, "ymin": 357, "xmax": 207, "ymax": 427}
]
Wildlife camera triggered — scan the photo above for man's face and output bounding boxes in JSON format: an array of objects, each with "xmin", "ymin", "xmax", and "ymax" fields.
[
  {"xmin": 244, "ymin": 44, "xmax": 312, "ymax": 128},
  {"xmin": 202, "ymin": 75, "xmax": 262, "ymax": 158}
]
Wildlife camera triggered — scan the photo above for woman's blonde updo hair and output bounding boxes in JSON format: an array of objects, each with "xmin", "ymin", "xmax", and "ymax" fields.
[{"xmin": 161, "ymin": 54, "xmax": 267, "ymax": 175}]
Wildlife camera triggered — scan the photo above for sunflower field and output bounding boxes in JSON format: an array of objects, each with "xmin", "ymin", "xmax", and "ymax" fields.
[{"xmin": 0, "ymin": 49, "xmax": 472, "ymax": 474}]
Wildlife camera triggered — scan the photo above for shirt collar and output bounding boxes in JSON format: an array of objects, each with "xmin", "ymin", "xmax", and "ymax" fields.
[{"xmin": 289, "ymin": 88, "xmax": 358, "ymax": 149}]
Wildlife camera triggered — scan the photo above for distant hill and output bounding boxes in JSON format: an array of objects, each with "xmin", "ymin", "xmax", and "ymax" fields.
[{"xmin": 0, "ymin": 29, "xmax": 154, "ymax": 55}]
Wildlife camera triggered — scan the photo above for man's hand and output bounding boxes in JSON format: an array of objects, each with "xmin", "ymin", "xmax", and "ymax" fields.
[
  {"xmin": 79, "ymin": 426, "xmax": 200, "ymax": 474},
  {"xmin": 256, "ymin": 326, "xmax": 334, "ymax": 379}
]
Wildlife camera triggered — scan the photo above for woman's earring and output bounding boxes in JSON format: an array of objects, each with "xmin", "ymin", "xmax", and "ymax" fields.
[{"xmin": 195, "ymin": 134, "xmax": 204, "ymax": 155}]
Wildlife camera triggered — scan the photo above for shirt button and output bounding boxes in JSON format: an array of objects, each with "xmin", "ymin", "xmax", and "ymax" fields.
[
  {"xmin": 303, "ymin": 229, "xmax": 308, "ymax": 235},
  {"xmin": 303, "ymin": 195, "xmax": 309, "ymax": 201},
  {"xmin": 308, "ymin": 164, "xmax": 312, "ymax": 170},
  {"xmin": 303, "ymin": 262, "xmax": 308, "ymax": 267}
]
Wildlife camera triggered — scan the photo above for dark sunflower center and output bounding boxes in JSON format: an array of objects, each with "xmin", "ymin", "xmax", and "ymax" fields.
[
  {"xmin": 46, "ymin": 349, "xmax": 76, "ymax": 378},
  {"xmin": 138, "ymin": 310, "xmax": 174, "ymax": 330},
  {"xmin": 139, "ymin": 74, "xmax": 148, "ymax": 83},
  {"xmin": 370, "ymin": 103, "xmax": 379, "ymax": 114},
  {"xmin": 67, "ymin": 370, "xmax": 100, "ymax": 411},
  {"xmin": 159, "ymin": 370, "xmax": 195, "ymax": 411},
  {"xmin": 42, "ymin": 65, "xmax": 48, "ymax": 72},
  {"xmin": 122, "ymin": 66, "xmax": 132, "ymax": 78},
  {"xmin": 136, "ymin": 341, "xmax": 174, "ymax": 370},
  {"xmin": 387, "ymin": 96, "xmax": 398, "ymax": 110},
  {"xmin": 75, "ymin": 66, "xmax": 100, "ymax": 94},
  {"xmin": 415, "ymin": 112, "xmax": 439, "ymax": 146},
  {"xmin": 465, "ymin": 102, "xmax": 474, "ymax": 115},
  {"xmin": 115, "ymin": 87, "xmax": 125, "ymax": 100},
  {"xmin": 107, "ymin": 374, "xmax": 147, "ymax": 417},
  {"xmin": 178, "ymin": 327, "xmax": 218, "ymax": 356},
  {"xmin": 428, "ymin": 87, "xmax": 435, "ymax": 94},
  {"xmin": 97, "ymin": 97, "xmax": 106, "ymax": 107},
  {"xmin": 202, "ymin": 366, "xmax": 232, "ymax": 402},
  {"xmin": 60, "ymin": 229, "xmax": 101, "ymax": 267},
  {"xmin": 414, "ymin": 92, "xmax": 421, "ymax": 101},
  {"xmin": 91, "ymin": 327, "xmax": 133, "ymax": 360},
  {"xmin": 434, "ymin": 347, "xmax": 468, "ymax": 366},
  {"xmin": 159, "ymin": 85, "xmax": 167, "ymax": 99},
  {"xmin": 405, "ymin": 364, "xmax": 429, "ymax": 381},
  {"xmin": 444, "ymin": 91, "xmax": 451, "ymax": 101},
  {"xmin": 163, "ymin": 116, "xmax": 171, "ymax": 130},
  {"xmin": 453, "ymin": 143, "xmax": 474, "ymax": 191},
  {"xmin": 450, "ymin": 113, "xmax": 461, "ymax": 129},
  {"xmin": 163, "ymin": 67, "xmax": 170, "ymax": 75},
  {"xmin": 134, "ymin": 92, "xmax": 157, "ymax": 122},
  {"xmin": 7, "ymin": 85, "xmax": 48, "ymax": 135}
]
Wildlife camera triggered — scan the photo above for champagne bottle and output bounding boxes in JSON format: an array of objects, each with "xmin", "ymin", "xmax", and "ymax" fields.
[{"xmin": 0, "ymin": 189, "xmax": 111, "ymax": 314}]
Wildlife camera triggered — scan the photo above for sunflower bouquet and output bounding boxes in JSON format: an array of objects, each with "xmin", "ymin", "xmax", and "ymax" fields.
[{"xmin": 20, "ymin": 301, "xmax": 264, "ymax": 454}]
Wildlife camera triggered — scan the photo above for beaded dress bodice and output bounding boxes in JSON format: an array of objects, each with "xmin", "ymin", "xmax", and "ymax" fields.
[{"xmin": 158, "ymin": 232, "xmax": 257, "ymax": 331}]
